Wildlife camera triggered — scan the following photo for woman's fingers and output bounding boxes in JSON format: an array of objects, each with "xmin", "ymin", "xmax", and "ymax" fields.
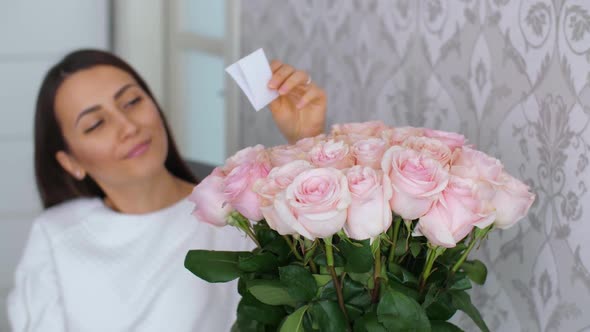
[
  {"xmin": 296, "ymin": 84, "xmax": 325, "ymax": 109},
  {"xmin": 268, "ymin": 63, "xmax": 295, "ymax": 89},
  {"xmin": 277, "ymin": 70, "xmax": 309, "ymax": 95}
]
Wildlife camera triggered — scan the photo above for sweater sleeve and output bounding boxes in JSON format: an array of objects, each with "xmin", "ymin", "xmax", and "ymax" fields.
[{"xmin": 6, "ymin": 220, "xmax": 66, "ymax": 332}]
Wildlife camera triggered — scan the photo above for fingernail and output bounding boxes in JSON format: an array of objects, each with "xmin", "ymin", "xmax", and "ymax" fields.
[
  {"xmin": 279, "ymin": 87, "xmax": 288, "ymax": 95},
  {"xmin": 296, "ymin": 101, "xmax": 305, "ymax": 109},
  {"xmin": 268, "ymin": 81, "xmax": 276, "ymax": 89}
]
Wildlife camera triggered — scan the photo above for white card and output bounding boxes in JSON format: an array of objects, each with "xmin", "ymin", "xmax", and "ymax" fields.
[{"xmin": 225, "ymin": 48, "xmax": 279, "ymax": 111}]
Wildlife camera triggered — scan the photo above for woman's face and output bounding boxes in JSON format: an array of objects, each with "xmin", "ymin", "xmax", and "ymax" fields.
[{"xmin": 54, "ymin": 65, "xmax": 168, "ymax": 188}]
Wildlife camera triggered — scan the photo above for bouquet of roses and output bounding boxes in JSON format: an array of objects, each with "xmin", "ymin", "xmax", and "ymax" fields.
[{"xmin": 185, "ymin": 121, "xmax": 535, "ymax": 332}]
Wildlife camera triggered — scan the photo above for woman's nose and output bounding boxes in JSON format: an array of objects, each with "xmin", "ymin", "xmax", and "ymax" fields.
[{"xmin": 116, "ymin": 112, "xmax": 140, "ymax": 140}]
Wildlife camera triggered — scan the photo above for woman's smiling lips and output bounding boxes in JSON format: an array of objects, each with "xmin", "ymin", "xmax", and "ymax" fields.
[{"xmin": 125, "ymin": 139, "xmax": 151, "ymax": 159}]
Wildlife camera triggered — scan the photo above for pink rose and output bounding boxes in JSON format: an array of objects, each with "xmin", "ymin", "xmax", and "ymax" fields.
[
  {"xmin": 269, "ymin": 144, "xmax": 308, "ymax": 167},
  {"xmin": 223, "ymin": 154, "xmax": 271, "ymax": 221},
  {"xmin": 309, "ymin": 139, "xmax": 355, "ymax": 169},
  {"xmin": 492, "ymin": 172, "xmax": 535, "ymax": 229},
  {"xmin": 451, "ymin": 147, "xmax": 503, "ymax": 184},
  {"xmin": 345, "ymin": 166, "xmax": 393, "ymax": 240},
  {"xmin": 381, "ymin": 146, "xmax": 449, "ymax": 220},
  {"xmin": 274, "ymin": 168, "xmax": 351, "ymax": 240},
  {"xmin": 332, "ymin": 133, "xmax": 373, "ymax": 145},
  {"xmin": 221, "ymin": 144, "xmax": 266, "ymax": 175},
  {"xmin": 295, "ymin": 134, "xmax": 326, "ymax": 152},
  {"xmin": 352, "ymin": 138, "xmax": 389, "ymax": 169},
  {"xmin": 189, "ymin": 169, "xmax": 233, "ymax": 227},
  {"xmin": 423, "ymin": 128, "xmax": 466, "ymax": 151},
  {"xmin": 253, "ymin": 160, "xmax": 314, "ymax": 234},
  {"xmin": 403, "ymin": 136, "xmax": 452, "ymax": 167},
  {"xmin": 414, "ymin": 176, "xmax": 495, "ymax": 247},
  {"xmin": 381, "ymin": 127, "xmax": 425, "ymax": 145},
  {"xmin": 330, "ymin": 121, "xmax": 387, "ymax": 137}
]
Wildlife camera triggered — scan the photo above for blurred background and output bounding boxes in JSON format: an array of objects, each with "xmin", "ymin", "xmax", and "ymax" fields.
[{"xmin": 1, "ymin": 1, "xmax": 589, "ymax": 331}]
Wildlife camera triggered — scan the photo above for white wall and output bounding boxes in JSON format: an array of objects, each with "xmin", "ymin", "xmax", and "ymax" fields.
[{"xmin": 0, "ymin": 1, "xmax": 109, "ymax": 330}]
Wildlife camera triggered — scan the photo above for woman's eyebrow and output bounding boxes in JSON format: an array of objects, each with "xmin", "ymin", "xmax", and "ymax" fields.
[
  {"xmin": 75, "ymin": 105, "xmax": 100, "ymax": 126},
  {"xmin": 113, "ymin": 83, "xmax": 135, "ymax": 99},
  {"xmin": 75, "ymin": 83, "xmax": 137, "ymax": 126}
]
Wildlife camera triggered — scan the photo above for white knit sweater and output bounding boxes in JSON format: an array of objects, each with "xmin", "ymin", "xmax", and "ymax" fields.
[{"xmin": 7, "ymin": 197, "xmax": 252, "ymax": 332}]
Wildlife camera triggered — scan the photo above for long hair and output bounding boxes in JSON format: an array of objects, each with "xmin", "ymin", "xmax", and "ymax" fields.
[{"xmin": 35, "ymin": 49, "xmax": 196, "ymax": 209}]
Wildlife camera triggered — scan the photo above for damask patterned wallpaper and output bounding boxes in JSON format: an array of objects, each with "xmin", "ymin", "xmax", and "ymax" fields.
[{"xmin": 239, "ymin": 1, "xmax": 590, "ymax": 331}]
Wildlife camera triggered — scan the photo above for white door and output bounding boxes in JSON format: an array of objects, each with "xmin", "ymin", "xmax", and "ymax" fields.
[
  {"xmin": 0, "ymin": 1, "xmax": 109, "ymax": 330},
  {"xmin": 165, "ymin": 0, "xmax": 241, "ymax": 166}
]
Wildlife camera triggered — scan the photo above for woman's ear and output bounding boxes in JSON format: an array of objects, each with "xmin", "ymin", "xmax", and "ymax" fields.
[{"xmin": 56, "ymin": 151, "xmax": 86, "ymax": 180}]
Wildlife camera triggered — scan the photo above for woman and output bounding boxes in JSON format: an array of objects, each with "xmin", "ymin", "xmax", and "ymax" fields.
[{"xmin": 7, "ymin": 49, "xmax": 326, "ymax": 332}]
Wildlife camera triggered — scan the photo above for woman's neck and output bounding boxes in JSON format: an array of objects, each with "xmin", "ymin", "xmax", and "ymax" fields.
[{"xmin": 101, "ymin": 170, "xmax": 195, "ymax": 214}]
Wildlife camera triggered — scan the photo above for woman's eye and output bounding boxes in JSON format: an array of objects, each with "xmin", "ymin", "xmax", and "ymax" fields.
[
  {"xmin": 84, "ymin": 120, "xmax": 104, "ymax": 134},
  {"xmin": 124, "ymin": 97, "xmax": 142, "ymax": 109}
]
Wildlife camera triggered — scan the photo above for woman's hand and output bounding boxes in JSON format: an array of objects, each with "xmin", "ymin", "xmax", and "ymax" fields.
[{"xmin": 267, "ymin": 60, "xmax": 327, "ymax": 144}]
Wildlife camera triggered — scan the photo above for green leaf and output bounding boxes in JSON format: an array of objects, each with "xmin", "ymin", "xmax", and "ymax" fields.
[
  {"xmin": 345, "ymin": 303, "xmax": 364, "ymax": 321},
  {"xmin": 410, "ymin": 241, "xmax": 422, "ymax": 257},
  {"xmin": 234, "ymin": 318, "xmax": 266, "ymax": 332},
  {"xmin": 254, "ymin": 224, "xmax": 292, "ymax": 263},
  {"xmin": 353, "ymin": 312, "xmax": 387, "ymax": 332},
  {"xmin": 422, "ymin": 284, "xmax": 440, "ymax": 310},
  {"xmin": 450, "ymin": 273, "xmax": 472, "ymax": 291},
  {"xmin": 237, "ymin": 292, "xmax": 286, "ymax": 326},
  {"xmin": 237, "ymin": 277, "xmax": 248, "ymax": 296},
  {"xmin": 314, "ymin": 252, "xmax": 345, "ymax": 267},
  {"xmin": 438, "ymin": 243, "xmax": 467, "ymax": 266},
  {"xmin": 313, "ymin": 274, "xmax": 332, "ymax": 288},
  {"xmin": 248, "ymin": 280, "xmax": 297, "ymax": 307},
  {"xmin": 238, "ymin": 252, "xmax": 279, "ymax": 273},
  {"xmin": 338, "ymin": 239, "xmax": 374, "ymax": 273},
  {"xmin": 279, "ymin": 265, "xmax": 318, "ymax": 302},
  {"xmin": 265, "ymin": 238, "xmax": 292, "ymax": 263},
  {"xmin": 386, "ymin": 278, "xmax": 420, "ymax": 301},
  {"xmin": 388, "ymin": 263, "xmax": 419, "ymax": 286},
  {"xmin": 428, "ymin": 264, "xmax": 451, "ymax": 285},
  {"xmin": 347, "ymin": 292, "xmax": 372, "ymax": 309},
  {"xmin": 461, "ymin": 260, "xmax": 488, "ymax": 285},
  {"xmin": 279, "ymin": 305, "xmax": 308, "ymax": 332},
  {"xmin": 425, "ymin": 293, "xmax": 456, "ymax": 321},
  {"xmin": 450, "ymin": 290, "xmax": 490, "ymax": 332},
  {"xmin": 184, "ymin": 250, "xmax": 249, "ymax": 282},
  {"xmin": 319, "ymin": 275, "xmax": 365, "ymax": 302},
  {"xmin": 254, "ymin": 223, "xmax": 278, "ymax": 247},
  {"xmin": 348, "ymin": 272, "xmax": 372, "ymax": 286},
  {"xmin": 394, "ymin": 237, "xmax": 408, "ymax": 256},
  {"xmin": 377, "ymin": 287, "xmax": 431, "ymax": 331},
  {"xmin": 309, "ymin": 301, "xmax": 347, "ymax": 332},
  {"xmin": 431, "ymin": 321, "xmax": 464, "ymax": 332}
]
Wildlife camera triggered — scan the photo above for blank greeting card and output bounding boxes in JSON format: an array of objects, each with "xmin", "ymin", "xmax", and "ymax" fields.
[{"xmin": 225, "ymin": 48, "xmax": 279, "ymax": 111}]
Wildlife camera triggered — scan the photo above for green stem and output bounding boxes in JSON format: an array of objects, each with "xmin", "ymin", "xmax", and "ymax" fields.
[
  {"xmin": 325, "ymin": 237, "xmax": 335, "ymax": 266},
  {"xmin": 388, "ymin": 217, "xmax": 402, "ymax": 264},
  {"xmin": 451, "ymin": 225, "xmax": 492, "ymax": 274},
  {"xmin": 328, "ymin": 266, "xmax": 350, "ymax": 327},
  {"xmin": 451, "ymin": 237, "xmax": 477, "ymax": 273},
  {"xmin": 243, "ymin": 226, "xmax": 261, "ymax": 249},
  {"xmin": 283, "ymin": 235, "xmax": 303, "ymax": 261},
  {"xmin": 371, "ymin": 242, "xmax": 382, "ymax": 303},
  {"xmin": 309, "ymin": 260, "xmax": 318, "ymax": 274},
  {"xmin": 419, "ymin": 246, "xmax": 443, "ymax": 293},
  {"xmin": 324, "ymin": 237, "xmax": 350, "ymax": 328},
  {"xmin": 229, "ymin": 212, "xmax": 261, "ymax": 248}
]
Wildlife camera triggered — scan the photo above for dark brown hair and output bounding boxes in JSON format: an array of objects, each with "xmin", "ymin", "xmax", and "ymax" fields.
[{"xmin": 35, "ymin": 49, "xmax": 196, "ymax": 209}]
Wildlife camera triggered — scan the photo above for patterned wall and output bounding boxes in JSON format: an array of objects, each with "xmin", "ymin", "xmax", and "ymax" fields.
[{"xmin": 239, "ymin": 1, "xmax": 590, "ymax": 331}]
